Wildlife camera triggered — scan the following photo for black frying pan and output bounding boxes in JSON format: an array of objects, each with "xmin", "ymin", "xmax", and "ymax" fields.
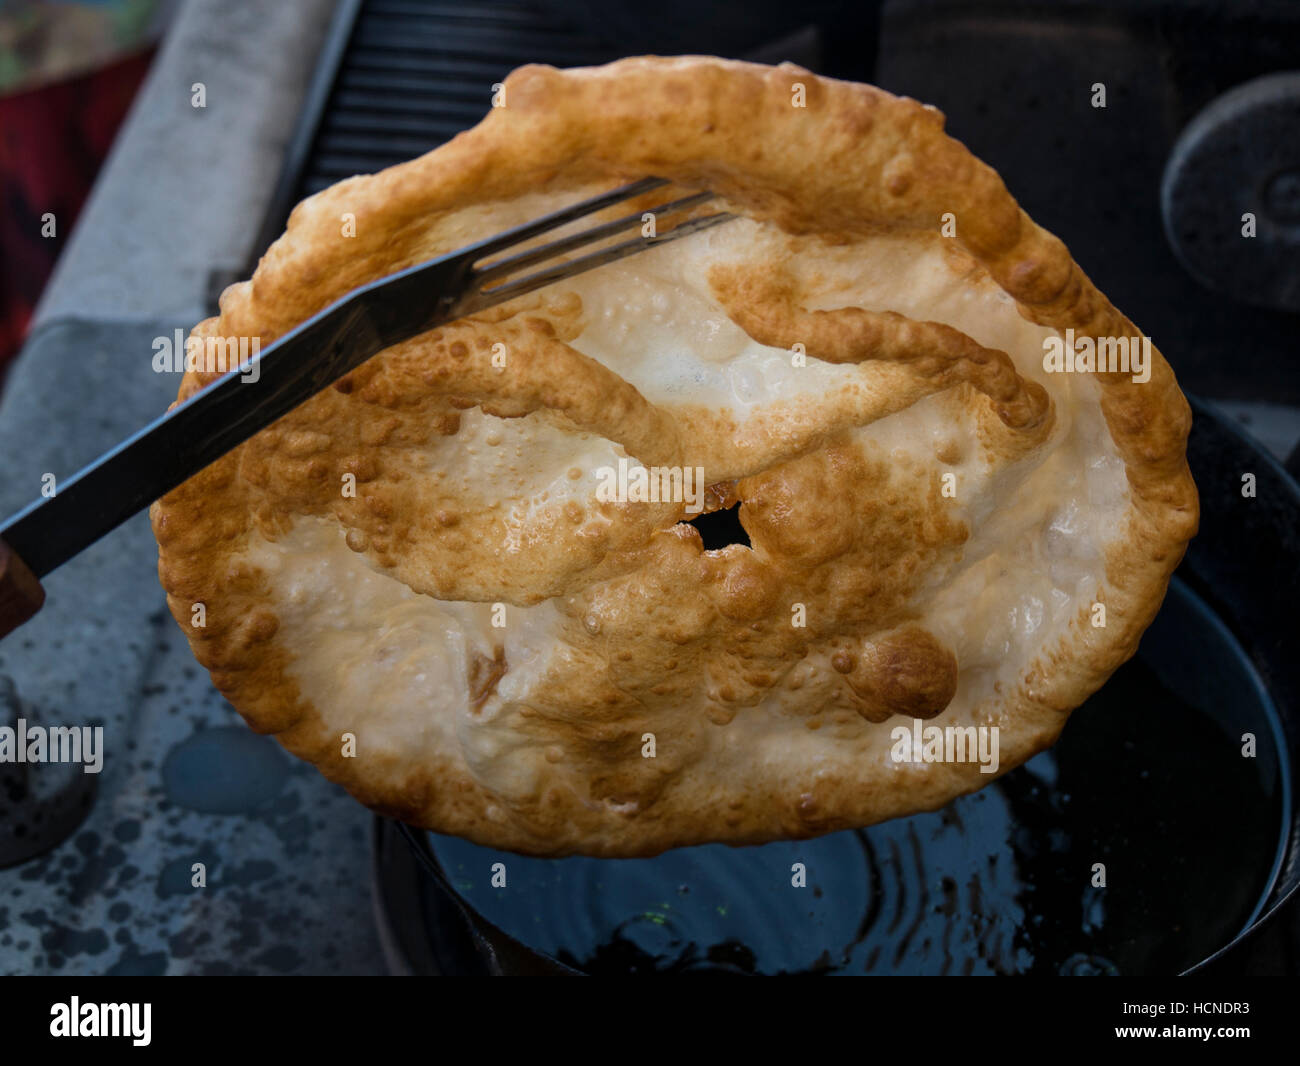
[{"xmin": 372, "ymin": 396, "xmax": 1300, "ymax": 975}]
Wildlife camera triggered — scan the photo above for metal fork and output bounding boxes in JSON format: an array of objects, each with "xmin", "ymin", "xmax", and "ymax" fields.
[{"xmin": 0, "ymin": 178, "xmax": 735, "ymax": 636}]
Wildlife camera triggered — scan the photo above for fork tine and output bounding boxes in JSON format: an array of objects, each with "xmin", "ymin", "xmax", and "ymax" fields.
[
  {"xmin": 472, "ymin": 210, "xmax": 736, "ymax": 308},
  {"xmin": 461, "ymin": 176, "xmax": 669, "ymax": 262},
  {"xmin": 473, "ymin": 189, "xmax": 717, "ymax": 287}
]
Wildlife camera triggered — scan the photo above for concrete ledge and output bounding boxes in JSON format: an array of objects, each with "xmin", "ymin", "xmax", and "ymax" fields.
[{"xmin": 34, "ymin": 0, "xmax": 336, "ymax": 331}]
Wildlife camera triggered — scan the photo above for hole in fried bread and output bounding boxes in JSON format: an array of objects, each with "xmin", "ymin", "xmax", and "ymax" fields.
[{"xmin": 681, "ymin": 503, "xmax": 751, "ymax": 550}]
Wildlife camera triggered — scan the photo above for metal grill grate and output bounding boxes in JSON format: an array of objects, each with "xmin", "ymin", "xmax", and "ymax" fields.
[{"xmin": 290, "ymin": 1, "xmax": 615, "ymax": 196}]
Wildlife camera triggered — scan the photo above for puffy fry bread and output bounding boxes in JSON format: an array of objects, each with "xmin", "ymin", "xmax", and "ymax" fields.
[{"xmin": 151, "ymin": 57, "xmax": 1197, "ymax": 856}]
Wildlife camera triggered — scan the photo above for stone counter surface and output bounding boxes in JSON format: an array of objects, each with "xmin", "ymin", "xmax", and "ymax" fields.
[{"xmin": 1, "ymin": 0, "xmax": 386, "ymax": 975}]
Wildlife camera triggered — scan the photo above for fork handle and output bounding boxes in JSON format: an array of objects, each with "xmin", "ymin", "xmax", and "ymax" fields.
[{"xmin": 0, "ymin": 538, "xmax": 45, "ymax": 639}]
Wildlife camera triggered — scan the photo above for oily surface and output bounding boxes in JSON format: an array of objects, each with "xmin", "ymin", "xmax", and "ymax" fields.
[{"xmin": 151, "ymin": 57, "xmax": 1197, "ymax": 856}]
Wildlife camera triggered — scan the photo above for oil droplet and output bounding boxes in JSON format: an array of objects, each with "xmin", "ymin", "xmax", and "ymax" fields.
[{"xmin": 162, "ymin": 727, "xmax": 289, "ymax": 814}]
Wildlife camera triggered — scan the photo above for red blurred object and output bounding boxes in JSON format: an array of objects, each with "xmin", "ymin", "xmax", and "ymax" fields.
[{"xmin": 0, "ymin": 46, "xmax": 155, "ymax": 378}]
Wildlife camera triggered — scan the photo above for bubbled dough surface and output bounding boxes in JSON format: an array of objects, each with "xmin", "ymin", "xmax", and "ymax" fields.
[
  {"xmin": 236, "ymin": 211, "xmax": 1127, "ymax": 817},
  {"xmin": 153, "ymin": 57, "xmax": 1195, "ymax": 856}
]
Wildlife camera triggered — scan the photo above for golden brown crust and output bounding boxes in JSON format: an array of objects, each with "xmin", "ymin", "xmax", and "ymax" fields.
[{"xmin": 151, "ymin": 56, "xmax": 1197, "ymax": 856}]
